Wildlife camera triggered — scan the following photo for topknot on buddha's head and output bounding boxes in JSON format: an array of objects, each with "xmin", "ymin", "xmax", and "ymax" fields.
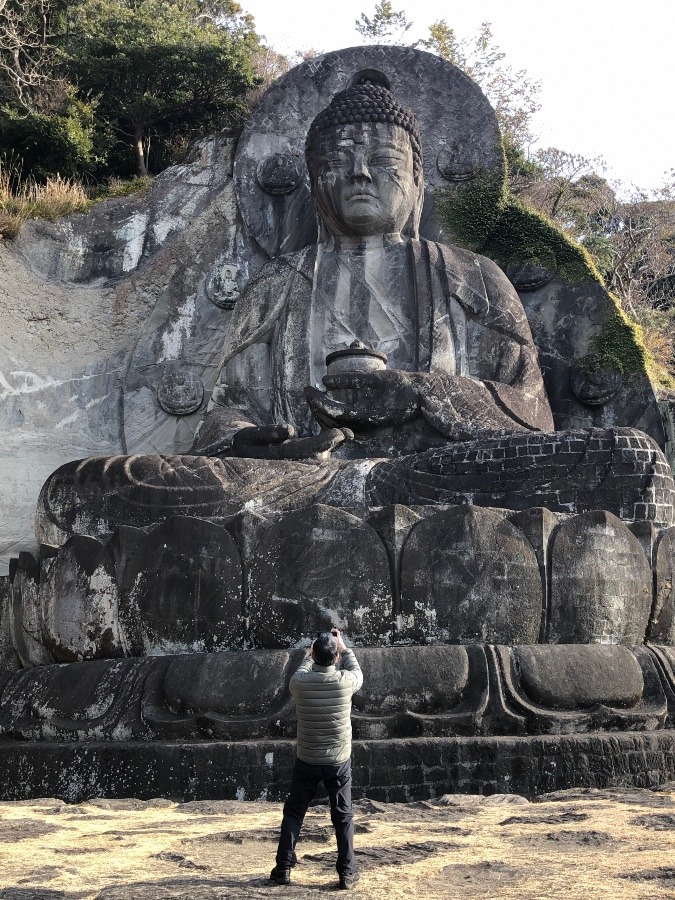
[{"xmin": 305, "ymin": 71, "xmax": 423, "ymax": 183}]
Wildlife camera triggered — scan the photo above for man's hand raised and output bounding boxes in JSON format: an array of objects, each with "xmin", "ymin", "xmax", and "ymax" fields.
[{"xmin": 331, "ymin": 628, "xmax": 346, "ymax": 652}]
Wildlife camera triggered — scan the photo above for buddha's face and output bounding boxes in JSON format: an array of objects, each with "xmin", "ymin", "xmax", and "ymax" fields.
[{"xmin": 310, "ymin": 122, "xmax": 416, "ymax": 237}]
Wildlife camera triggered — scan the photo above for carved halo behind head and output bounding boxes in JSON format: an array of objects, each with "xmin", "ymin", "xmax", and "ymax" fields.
[{"xmin": 233, "ymin": 46, "xmax": 504, "ymax": 257}]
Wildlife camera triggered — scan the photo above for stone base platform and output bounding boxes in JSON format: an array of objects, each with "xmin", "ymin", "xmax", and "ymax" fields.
[
  {"xmin": 9, "ymin": 503, "xmax": 675, "ymax": 668},
  {"xmin": 0, "ymin": 644, "xmax": 672, "ymax": 801},
  {"xmin": 1, "ymin": 733, "xmax": 674, "ymax": 803}
]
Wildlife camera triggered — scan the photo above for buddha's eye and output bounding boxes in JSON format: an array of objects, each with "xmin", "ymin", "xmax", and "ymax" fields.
[
  {"xmin": 321, "ymin": 153, "xmax": 349, "ymax": 169},
  {"xmin": 369, "ymin": 153, "xmax": 402, "ymax": 167}
]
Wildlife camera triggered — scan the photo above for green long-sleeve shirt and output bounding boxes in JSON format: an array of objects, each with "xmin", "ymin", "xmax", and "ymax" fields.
[{"xmin": 290, "ymin": 648, "xmax": 363, "ymax": 765}]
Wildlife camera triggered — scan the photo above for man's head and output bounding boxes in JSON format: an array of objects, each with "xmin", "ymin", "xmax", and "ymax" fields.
[
  {"xmin": 305, "ymin": 75, "xmax": 423, "ymax": 238},
  {"xmin": 312, "ymin": 631, "xmax": 340, "ymax": 666}
]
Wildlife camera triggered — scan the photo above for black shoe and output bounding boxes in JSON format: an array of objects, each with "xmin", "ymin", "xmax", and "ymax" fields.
[
  {"xmin": 270, "ymin": 866, "xmax": 291, "ymax": 885},
  {"xmin": 339, "ymin": 872, "xmax": 360, "ymax": 890}
]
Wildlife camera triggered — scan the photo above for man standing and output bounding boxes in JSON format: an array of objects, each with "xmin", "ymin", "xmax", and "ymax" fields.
[{"xmin": 270, "ymin": 628, "xmax": 363, "ymax": 890}]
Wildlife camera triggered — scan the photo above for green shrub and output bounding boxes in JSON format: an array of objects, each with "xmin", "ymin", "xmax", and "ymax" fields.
[{"xmin": 0, "ymin": 98, "xmax": 99, "ymax": 181}]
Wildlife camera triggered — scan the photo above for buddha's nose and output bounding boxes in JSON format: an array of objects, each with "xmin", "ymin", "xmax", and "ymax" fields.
[{"xmin": 349, "ymin": 151, "xmax": 371, "ymax": 181}]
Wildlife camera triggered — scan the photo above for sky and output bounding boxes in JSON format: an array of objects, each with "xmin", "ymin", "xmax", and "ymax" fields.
[{"xmin": 242, "ymin": 0, "xmax": 675, "ymax": 193}]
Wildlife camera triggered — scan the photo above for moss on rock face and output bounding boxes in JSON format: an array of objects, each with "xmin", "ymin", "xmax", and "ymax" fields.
[
  {"xmin": 484, "ymin": 198, "xmax": 601, "ymax": 285},
  {"xmin": 584, "ymin": 309, "xmax": 650, "ymax": 375},
  {"xmin": 440, "ymin": 168, "xmax": 506, "ymax": 250},
  {"xmin": 591, "ymin": 307, "xmax": 673, "ymax": 388},
  {"xmin": 438, "ymin": 169, "xmax": 658, "ymax": 381}
]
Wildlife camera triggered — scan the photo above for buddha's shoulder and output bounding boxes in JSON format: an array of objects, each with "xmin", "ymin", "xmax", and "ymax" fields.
[
  {"xmin": 422, "ymin": 238, "xmax": 502, "ymax": 278},
  {"xmin": 423, "ymin": 239, "xmax": 515, "ymax": 300}
]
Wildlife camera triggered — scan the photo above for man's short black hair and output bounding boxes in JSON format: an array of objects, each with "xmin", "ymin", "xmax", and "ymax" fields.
[{"xmin": 313, "ymin": 632, "xmax": 339, "ymax": 666}]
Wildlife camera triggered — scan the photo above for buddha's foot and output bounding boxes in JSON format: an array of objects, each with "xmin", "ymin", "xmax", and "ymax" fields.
[
  {"xmin": 36, "ymin": 428, "xmax": 674, "ymax": 553},
  {"xmin": 366, "ymin": 427, "xmax": 675, "ymax": 526}
]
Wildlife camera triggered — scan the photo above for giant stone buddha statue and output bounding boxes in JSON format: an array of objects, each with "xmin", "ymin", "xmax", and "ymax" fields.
[
  {"xmin": 36, "ymin": 75, "xmax": 675, "ymax": 546},
  {"xmin": 4, "ymin": 53, "xmax": 675, "ymax": 803}
]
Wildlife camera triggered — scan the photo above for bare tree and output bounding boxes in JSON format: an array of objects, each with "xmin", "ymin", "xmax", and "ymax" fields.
[
  {"xmin": 0, "ymin": 0, "xmax": 63, "ymax": 113},
  {"xmin": 355, "ymin": 1, "xmax": 412, "ymax": 45},
  {"xmin": 420, "ymin": 20, "xmax": 540, "ymax": 150},
  {"xmin": 520, "ymin": 147, "xmax": 606, "ymax": 220},
  {"xmin": 521, "ymin": 152, "xmax": 675, "ymax": 374},
  {"xmin": 247, "ymin": 43, "xmax": 290, "ymax": 108}
]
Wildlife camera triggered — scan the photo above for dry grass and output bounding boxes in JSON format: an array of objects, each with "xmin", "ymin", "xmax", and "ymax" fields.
[
  {"xmin": 88, "ymin": 175, "xmax": 154, "ymax": 202},
  {"xmin": 0, "ymin": 786, "xmax": 672, "ymax": 899},
  {"xmin": 0, "ymin": 165, "xmax": 90, "ymax": 239},
  {"xmin": 0, "ymin": 164, "xmax": 154, "ymax": 240}
]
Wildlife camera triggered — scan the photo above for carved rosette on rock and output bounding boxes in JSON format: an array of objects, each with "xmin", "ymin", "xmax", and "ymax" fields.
[{"xmin": 156, "ymin": 367, "xmax": 204, "ymax": 416}]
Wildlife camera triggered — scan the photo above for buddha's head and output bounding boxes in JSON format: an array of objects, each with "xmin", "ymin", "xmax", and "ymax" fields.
[{"xmin": 305, "ymin": 74, "xmax": 424, "ymax": 239}]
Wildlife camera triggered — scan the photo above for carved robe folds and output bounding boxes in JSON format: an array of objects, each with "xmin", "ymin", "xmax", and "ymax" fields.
[{"xmin": 36, "ymin": 239, "xmax": 675, "ymax": 548}]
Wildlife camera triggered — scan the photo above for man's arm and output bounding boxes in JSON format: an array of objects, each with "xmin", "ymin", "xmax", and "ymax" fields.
[
  {"xmin": 339, "ymin": 648, "xmax": 363, "ymax": 693},
  {"xmin": 333, "ymin": 629, "xmax": 363, "ymax": 694},
  {"xmin": 289, "ymin": 644, "xmax": 315, "ymax": 699}
]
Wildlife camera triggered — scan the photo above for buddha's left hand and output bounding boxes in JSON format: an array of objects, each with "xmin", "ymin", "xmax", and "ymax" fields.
[{"xmin": 306, "ymin": 370, "xmax": 420, "ymax": 428}]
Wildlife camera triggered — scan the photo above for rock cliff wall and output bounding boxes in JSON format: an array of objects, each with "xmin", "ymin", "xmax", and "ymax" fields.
[{"xmin": 0, "ymin": 134, "xmax": 265, "ymax": 574}]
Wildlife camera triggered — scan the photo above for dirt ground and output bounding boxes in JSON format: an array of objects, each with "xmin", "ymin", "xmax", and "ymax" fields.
[{"xmin": 0, "ymin": 784, "xmax": 672, "ymax": 900}]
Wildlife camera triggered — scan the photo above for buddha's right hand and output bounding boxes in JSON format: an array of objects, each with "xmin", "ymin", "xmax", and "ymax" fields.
[{"xmin": 230, "ymin": 424, "xmax": 353, "ymax": 460}]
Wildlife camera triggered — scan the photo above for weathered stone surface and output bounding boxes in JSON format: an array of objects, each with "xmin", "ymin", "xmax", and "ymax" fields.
[
  {"xmin": 249, "ymin": 505, "xmax": 392, "ymax": 647},
  {"xmin": 163, "ymin": 651, "xmax": 292, "ymax": 719},
  {"xmin": 0, "ymin": 577, "xmax": 19, "ymax": 670},
  {"xmin": 570, "ymin": 364, "xmax": 623, "ymax": 407},
  {"xmin": 628, "ymin": 519, "xmax": 658, "ymax": 566},
  {"xmin": 0, "ymin": 731, "xmax": 672, "ymax": 802},
  {"xmin": 365, "ymin": 505, "xmax": 421, "ymax": 618},
  {"xmin": 120, "ymin": 517, "xmax": 243, "ymax": 654},
  {"xmin": 400, "ymin": 506, "xmax": 542, "ymax": 644},
  {"xmin": 368, "ymin": 428, "xmax": 674, "ymax": 526},
  {"xmin": 0, "ymin": 645, "xmax": 669, "ymax": 746},
  {"xmin": 517, "ymin": 276, "xmax": 665, "ymax": 445},
  {"xmin": 0, "ymin": 649, "xmax": 432, "ymax": 741},
  {"xmin": 549, "ymin": 511, "xmax": 653, "ymax": 644},
  {"xmin": 37, "ymin": 429, "xmax": 675, "ymax": 554},
  {"xmin": 40, "ymin": 535, "xmax": 123, "ymax": 663},
  {"xmin": 22, "ymin": 494, "xmax": 675, "ymax": 669},
  {"xmin": 0, "ymin": 134, "xmax": 265, "ymax": 575},
  {"xmin": 650, "ymin": 528, "xmax": 675, "ymax": 643},
  {"xmin": 495, "ymin": 643, "xmax": 666, "ymax": 733},
  {"xmin": 508, "ymin": 508, "xmax": 561, "ymax": 642},
  {"xmin": 511, "ymin": 645, "xmax": 645, "ymax": 710},
  {"xmin": 9, "ymin": 551, "xmax": 52, "ymax": 667},
  {"xmin": 156, "ymin": 366, "xmax": 204, "ymax": 416},
  {"xmin": 352, "ymin": 646, "xmax": 470, "ymax": 714},
  {"xmin": 0, "ymin": 657, "xmax": 161, "ymax": 741},
  {"xmin": 234, "ymin": 46, "xmax": 503, "ymax": 257},
  {"xmin": 659, "ymin": 397, "xmax": 675, "ymax": 471}
]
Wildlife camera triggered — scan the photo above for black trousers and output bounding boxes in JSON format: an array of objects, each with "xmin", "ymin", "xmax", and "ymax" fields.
[{"xmin": 276, "ymin": 756, "xmax": 355, "ymax": 876}]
